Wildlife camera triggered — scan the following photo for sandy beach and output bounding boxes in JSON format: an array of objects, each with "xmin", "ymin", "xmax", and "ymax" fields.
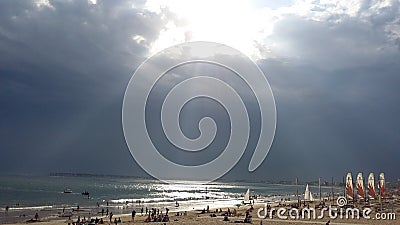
[{"xmin": 2, "ymin": 202, "xmax": 398, "ymax": 225}]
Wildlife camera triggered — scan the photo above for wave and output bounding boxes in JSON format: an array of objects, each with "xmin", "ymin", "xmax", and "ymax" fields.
[{"xmin": 6, "ymin": 205, "xmax": 54, "ymax": 211}]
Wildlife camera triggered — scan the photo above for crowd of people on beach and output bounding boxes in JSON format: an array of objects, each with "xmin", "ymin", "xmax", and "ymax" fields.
[
  {"xmin": 143, "ymin": 207, "xmax": 170, "ymax": 222},
  {"xmin": 4, "ymin": 196, "xmax": 257, "ymax": 225},
  {"xmin": 62, "ymin": 205, "xmax": 181, "ymax": 225},
  {"xmin": 2, "ymin": 200, "xmax": 258, "ymax": 225}
]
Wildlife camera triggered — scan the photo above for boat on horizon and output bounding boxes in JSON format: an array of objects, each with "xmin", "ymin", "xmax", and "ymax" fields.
[
  {"xmin": 63, "ymin": 188, "xmax": 72, "ymax": 194},
  {"xmin": 82, "ymin": 191, "xmax": 90, "ymax": 199}
]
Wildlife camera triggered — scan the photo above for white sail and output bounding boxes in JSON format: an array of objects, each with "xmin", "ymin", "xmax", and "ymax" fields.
[
  {"xmin": 367, "ymin": 173, "xmax": 376, "ymax": 199},
  {"xmin": 346, "ymin": 173, "xmax": 354, "ymax": 199},
  {"xmin": 244, "ymin": 189, "xmax": 250, "ymax": 202},
  {"xmin": 356, "ymin": 172, "xmax": 365, "ymax": 199},
  {"xmin": 378, "ymin": 173, "xmax": 385, "ymax": 197},
  {"xmin": 304, "ymin": 184, "xmax": 314, "ymax": 201},
  {"xmin": 304, "ymin": 184, "xmax": 310, "ymax": 201}
]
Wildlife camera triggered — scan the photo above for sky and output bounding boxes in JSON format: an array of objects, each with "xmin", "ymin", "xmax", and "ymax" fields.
[{"xmin": 0, "ymin": 0, "xmax": 399, "ymax": 182}]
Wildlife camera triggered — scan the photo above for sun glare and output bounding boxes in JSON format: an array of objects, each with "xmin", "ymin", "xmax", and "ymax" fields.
[{"xmin": 145, "ymin": 0, "xmax": 274, "ymax": 59}]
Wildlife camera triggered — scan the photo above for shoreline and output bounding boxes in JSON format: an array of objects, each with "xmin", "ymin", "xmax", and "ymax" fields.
[
  {"xmin": 3, "ymin": 203, "xmax": 399, "ymax": 225},
  {"xmin": 2, "ymin": 199, "xmax": 399, "ymax": 225}
]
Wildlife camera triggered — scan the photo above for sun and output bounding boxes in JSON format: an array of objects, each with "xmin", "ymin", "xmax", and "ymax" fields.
[{"xmin": 144, "ymin": 0, "xmax": 274, "ymax": 59}]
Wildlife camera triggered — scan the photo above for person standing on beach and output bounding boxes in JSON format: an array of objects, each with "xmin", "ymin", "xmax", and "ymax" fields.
[
  {"xmin": 109, "ymin": 212, "xmax": 113, "ymax": 223},
  {"xmin": 132, "ymin": 210, "xmax": 136, "ymax": 221},
  {"xmin": 141, "ymin": 207, "xmax": 143, "ymax": 215}
]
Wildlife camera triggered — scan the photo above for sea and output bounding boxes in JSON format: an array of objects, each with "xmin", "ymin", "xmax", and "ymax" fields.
[{"xmin": 0, "ymin": 175, "xmax": 341, "ymax": 223}]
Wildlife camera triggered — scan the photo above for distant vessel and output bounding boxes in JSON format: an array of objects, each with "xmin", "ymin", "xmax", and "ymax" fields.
[
  {"xmin": 82, "ymin": 191, "xmax": 90, "ymax": 198},
  {"xmin": 63, "ymin": 188, "xmax": 72, "ymax": 194},
  {"xmin": 304, "ymin": 184, "xmax": 314, "ymax": 202}
]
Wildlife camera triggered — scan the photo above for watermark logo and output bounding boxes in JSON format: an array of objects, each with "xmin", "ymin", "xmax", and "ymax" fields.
[
  {"xmin": 257, "ymin": 204, "xmax": 372, "ymax": 220},
  {"xmin": 258, "ymin": 198, "xmax": 396, "ymax": 221},
  {"xmin": 336, "ymin": 196, "xmax": 347, "ymax": 207},
  {"xmin": 122, "ymin": 41, "xmax": 276, "ymax": 183}
]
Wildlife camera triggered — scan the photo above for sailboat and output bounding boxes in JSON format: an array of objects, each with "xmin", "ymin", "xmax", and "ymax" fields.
[
  {"xmin": 242, "ymin": 189, "xmax": 252, "ymax": 205},
  {"xmin": 304, "ymin": 184, "xmax": 314, "ymax": 202},
  {"xmin": 378, "ymin": 172, "xmax": 385, "ymax": 198},
  {"xmin": 367, "ymin": 173, "xmax": 376, "ymax": 199},
  {"xmin": 346, "ymin": 173, "xmax": 354, "ymax": 200},
  {"xmin": 356, "ymin": 172, "xmax": 365, "ymax": 199}
]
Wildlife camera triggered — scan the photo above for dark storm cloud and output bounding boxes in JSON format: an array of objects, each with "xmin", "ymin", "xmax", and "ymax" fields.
[
  {"xmin": 245, "ymin": 1, "xmax": 400, "ymax": 181},
  {"xmin": 0, "ymin": 0, "xmax": 399, "ymax": 182},
  {"xmin": 0, "ymin": 0, "xmax": 169, "ymax": 175}
]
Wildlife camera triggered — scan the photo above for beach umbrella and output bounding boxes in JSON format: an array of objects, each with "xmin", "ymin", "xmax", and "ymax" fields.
[{"xmin": 235, "ymin": 203, "xmax": 242, "ymax": 208}]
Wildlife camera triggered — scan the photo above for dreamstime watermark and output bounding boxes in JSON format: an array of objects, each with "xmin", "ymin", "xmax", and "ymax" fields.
[
  {"xmin": 257, "ymin": 196, "xmax": 396, "ymax": 221},
  {"xmin": 257, "ymin": 205, "xmax": 372, "ymax": 220},
  {"xmin": 122, "ymin": 41, "xmax": 276, "ymax": 183}
]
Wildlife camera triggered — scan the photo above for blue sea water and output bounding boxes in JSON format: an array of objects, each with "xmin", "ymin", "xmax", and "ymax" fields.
[
  {"xmin": 0, "ymin": 175, "xmax": 341, "ymax": 223},
  {"xmin": 0, "ymin": 175, "xmax": 340, "ymax": 208}
]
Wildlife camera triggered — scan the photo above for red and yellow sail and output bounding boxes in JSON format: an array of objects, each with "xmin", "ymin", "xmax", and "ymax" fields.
[
  {"xmin": 378, "ymin": 172, "xmax": 385, "ymax": 198},
  {"xmin": 367, "ymin": 173, "xmax": 376, "ymax": 199},
  {"xmin": 356, "ymin": 172, "xmax": 365, "ymax": 199},
  {"xmin": 346, "ymin": 173, "xmax": 354, "ymax": 199}
]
